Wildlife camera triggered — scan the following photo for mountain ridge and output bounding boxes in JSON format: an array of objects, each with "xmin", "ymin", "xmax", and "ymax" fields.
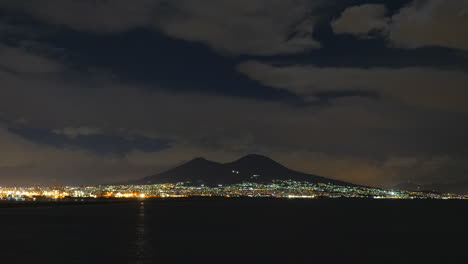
[{"xmin": 131, "ymin": 154, "xmax": 356, "ymax": 186}]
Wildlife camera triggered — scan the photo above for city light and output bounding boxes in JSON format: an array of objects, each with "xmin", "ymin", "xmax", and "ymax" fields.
[{"xmin": 1, "ymin": 180, "xmax": 466, "ymax": 201}]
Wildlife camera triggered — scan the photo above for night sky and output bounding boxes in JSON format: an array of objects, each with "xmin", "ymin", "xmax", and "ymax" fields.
[{"xmin": 0, "ymin": 0, "xmax": 467, "ymax": 187}]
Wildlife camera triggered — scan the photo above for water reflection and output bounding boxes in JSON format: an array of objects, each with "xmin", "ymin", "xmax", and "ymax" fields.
[{"xmin": 135, "ymin": 201, "xmax": 148, "ymax": 263}]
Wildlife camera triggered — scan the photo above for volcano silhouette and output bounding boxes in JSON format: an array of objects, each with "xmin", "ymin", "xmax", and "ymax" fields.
[{"xmin": 134, "ymin": 154, "xmax": 354, "ymax": 186}]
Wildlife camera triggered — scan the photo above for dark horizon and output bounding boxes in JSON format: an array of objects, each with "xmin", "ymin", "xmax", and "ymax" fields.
[{"xmin": 1, "ymin": 0, "xmax": 467, "ymax": 189}]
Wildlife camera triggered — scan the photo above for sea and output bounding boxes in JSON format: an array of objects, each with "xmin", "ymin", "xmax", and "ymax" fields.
[{"xmin": 0, "ymin": 198, "xmax": 467, "ymax": 264}]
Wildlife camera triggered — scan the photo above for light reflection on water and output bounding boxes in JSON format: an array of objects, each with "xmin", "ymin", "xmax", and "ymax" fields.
[{"xmin": 135, "ymin": 201, "xmax": 148, "ymax": 263}]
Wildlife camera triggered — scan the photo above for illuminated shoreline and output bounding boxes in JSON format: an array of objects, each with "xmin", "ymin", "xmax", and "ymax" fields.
[{"xmin": 1, "ymin": 180, "xmax": 467, "ymax": 201}]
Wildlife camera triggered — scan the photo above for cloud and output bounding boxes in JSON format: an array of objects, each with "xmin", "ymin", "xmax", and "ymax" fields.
[
  {"xmin": 2, "ymin": 60, "xmax": 467, "ymax": 155},
  {"xmin": 334, "ymin": 0, "xmax": 468, "ymax": 51},
  {"xmin": 388, "ymin": 0, "xmax": 468, "ymax": 51},
  {"xmin": 0, "ymin": 0, "xmax": 160, "ymax": 33},
  {"xmin": 0, "ymin": 0, "xmax": 326, "ymax": 55},
  {"xmin": 238, "ymin": 61, "xmax": 468, "ymax": 112},
  {"xmin": 0, "ymin": 44, "xmax": 63, "ymax": 73},
  {"xmin": 332, "ymin": 4, "xmax": 388, "ymax": 35},
  {"xmin": 152, "ymin": 0, "xmax": 323, "ymax": 55},
  {"xmin": 52, "ymin": 127, "xmax": 102, "ymax": 139},
  {"xmin": 0, "ymin": 39, "xmax": 467, "ymax": 186},
  {"xmin": 4, "ymin": 122, "xmax": 466, "ymax": 187},
  {"xmin": 0, "ymin": 126, "xmax": 172, "ymax": 186}
]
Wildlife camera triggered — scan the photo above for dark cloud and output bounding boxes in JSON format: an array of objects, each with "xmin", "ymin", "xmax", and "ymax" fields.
[
  {"xmin": 9, "ymin": 126, "xmax": 170, "ymax": 154},
  {"xmin": 1, "ymin": 62, "xmax": 467, "ymax": 186},
  {"xmin": 0, "ymin": 0, "xmax": 329, "ymax": 55},
  {"xmin": 0, "ymin": 0, "xmax": 467, "ymax": 187},
  {"xmin": 52, "ymin": 127, "xmax": 102, "ymax": 138},
  {"xmin": 0, "ymin": 0, "xmax": 160, "ymax": 33},
  {"xmin": 0, "ymin": 43, "xmax": 63, "ymax": 73},
  {"xmin": 332, "ymin": 4, "xmax": 388, "ymax": 35},
  {"xmin": 238, "ymin": 61, "xmax": 468, "ymax": 112},
  {"xmin": 334, "ymin": 0, "xmax": 468, "ymax": 51},
  {"xmin": 388, "ymin": 0, "xmax": 468, "ymax": 51},
  {"xmin": 152, "ymin": 0, "xmax": 325, "ymax": 55}
]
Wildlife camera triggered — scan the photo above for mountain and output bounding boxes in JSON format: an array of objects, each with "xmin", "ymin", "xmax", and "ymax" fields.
[{"xmin": 132, "ymin": 154, "xmax": 354, "ymax": 186}]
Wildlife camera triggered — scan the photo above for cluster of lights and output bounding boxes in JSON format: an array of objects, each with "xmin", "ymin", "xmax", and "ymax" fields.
[{"xmin": 1, "ymin": 181, "xmax": 467, "ymax": 202}]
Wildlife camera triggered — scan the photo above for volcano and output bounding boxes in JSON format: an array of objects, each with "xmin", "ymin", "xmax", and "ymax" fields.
[{"xmin": 132, "ymin": 154, "xmax": 354, "ymax": 186}]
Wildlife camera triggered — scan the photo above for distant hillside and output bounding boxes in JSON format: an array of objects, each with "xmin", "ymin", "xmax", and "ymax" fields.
[
  {"xmin": 393, "ymin": 181, "xmax": 468, "ymax": 195},
  {"xmin": 131, "ymin": 154, "xmax": 355, "ymax": 186}
]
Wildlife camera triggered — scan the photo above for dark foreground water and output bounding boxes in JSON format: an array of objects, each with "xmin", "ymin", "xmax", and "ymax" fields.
[{"xmin": 0, "ymin": 199, "xmax": 467, "ymax": 264}]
